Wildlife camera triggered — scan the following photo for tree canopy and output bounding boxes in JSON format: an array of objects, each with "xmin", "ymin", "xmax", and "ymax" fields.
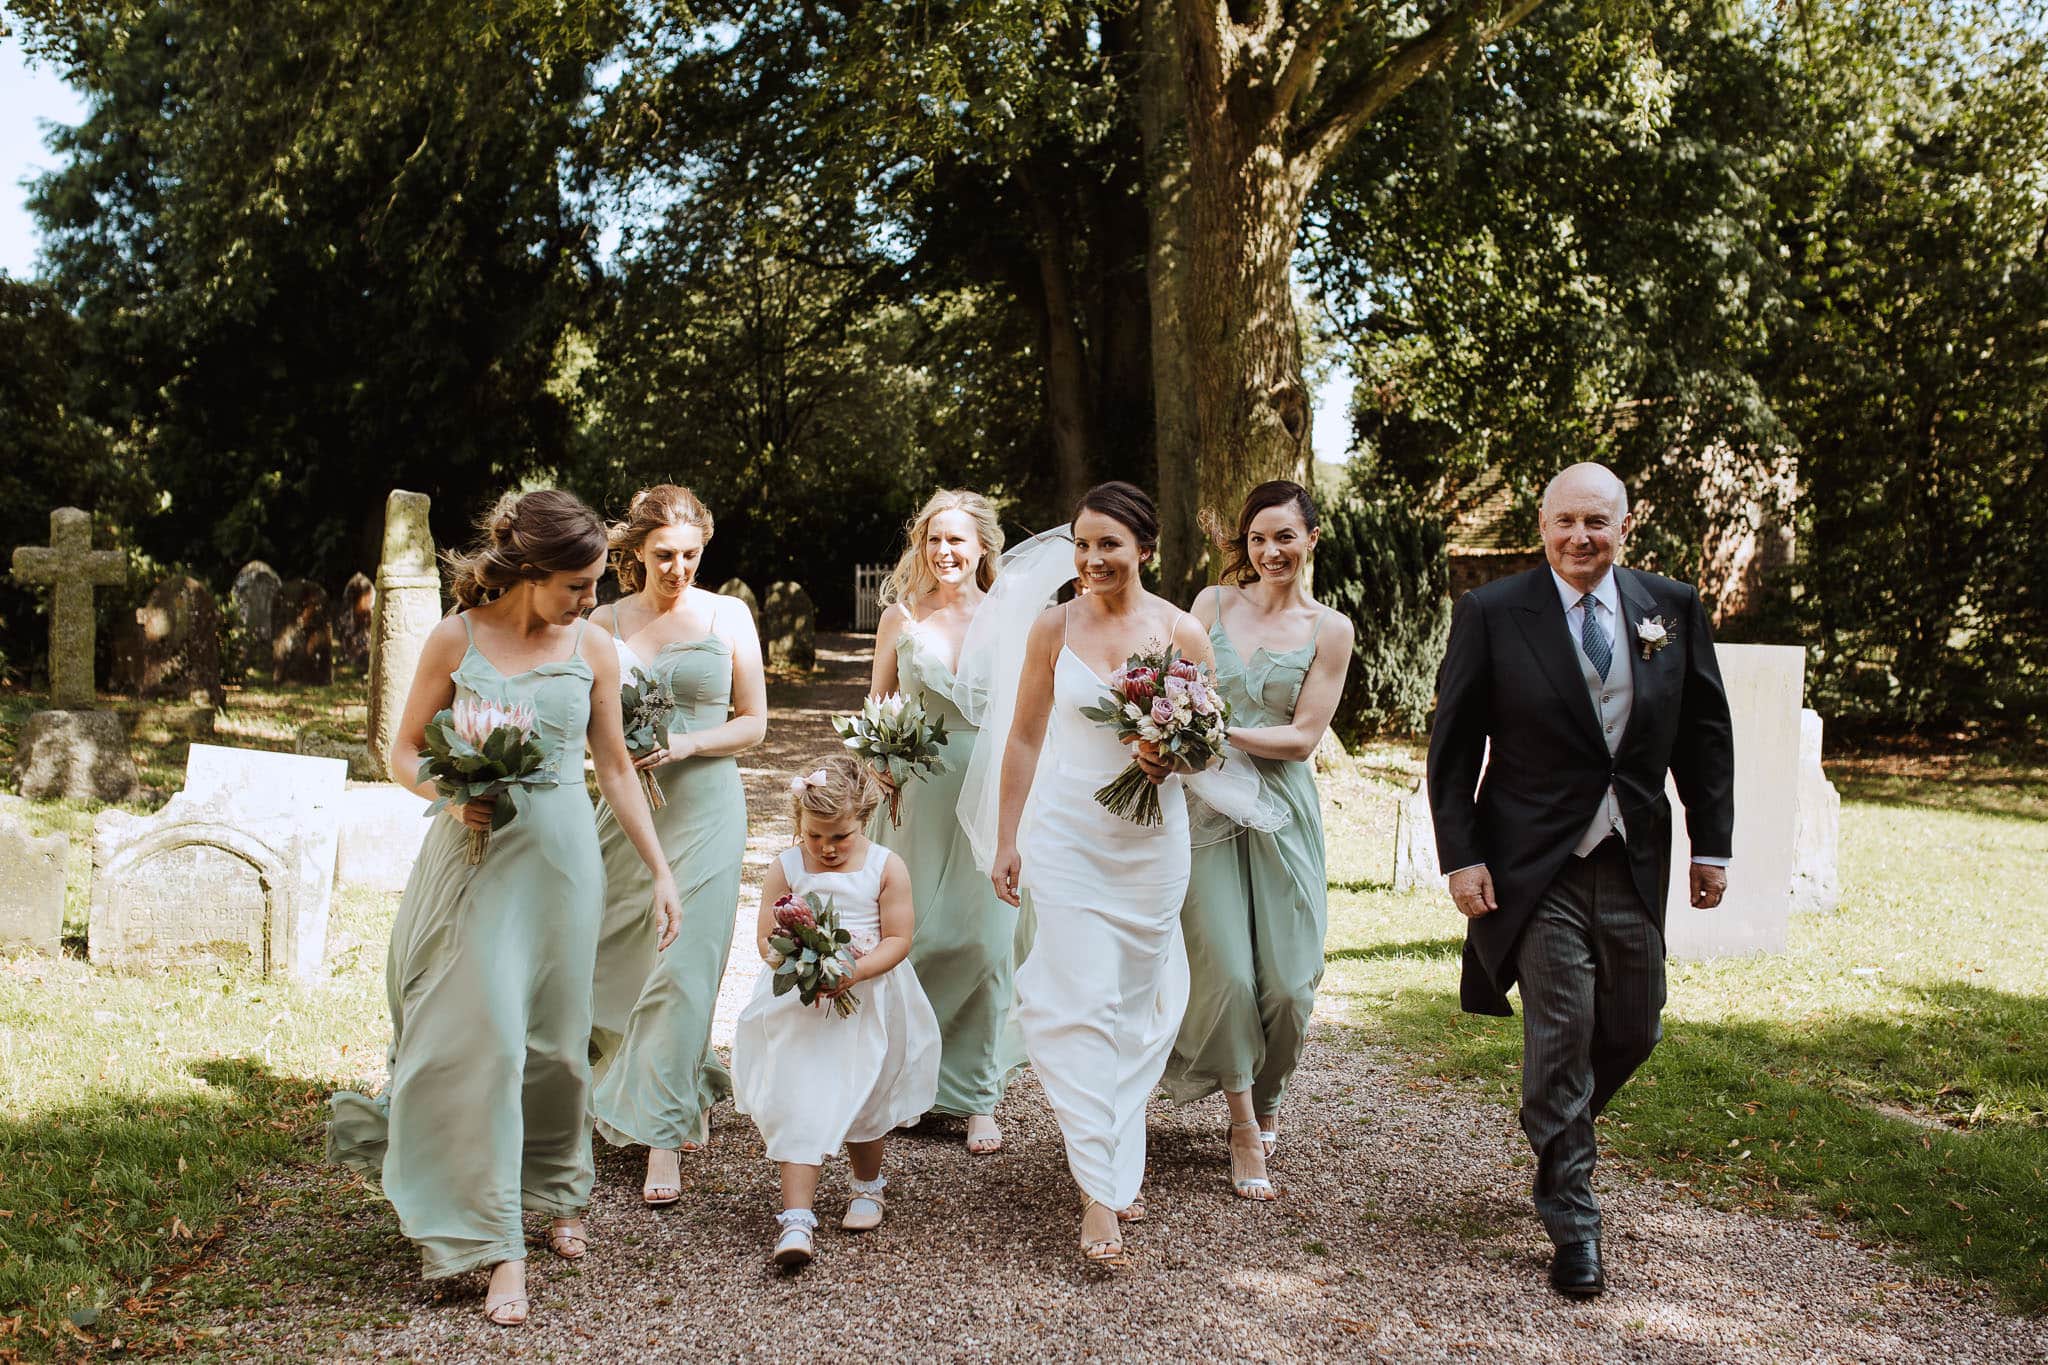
[{"xmin": 4, "ymin": 0, "xmax": 2042, "ymax": 727}]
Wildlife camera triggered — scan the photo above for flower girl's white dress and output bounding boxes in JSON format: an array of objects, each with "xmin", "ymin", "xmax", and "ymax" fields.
[{"xmin": 733, "ymin": 843, "xmax": 941, "ymax": 1164}]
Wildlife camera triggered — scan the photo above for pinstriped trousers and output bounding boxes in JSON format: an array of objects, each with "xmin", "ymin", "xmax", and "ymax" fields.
[{"xmin": 1514, "ymin": 837, "xmax": 1666, "ymax": 1245}]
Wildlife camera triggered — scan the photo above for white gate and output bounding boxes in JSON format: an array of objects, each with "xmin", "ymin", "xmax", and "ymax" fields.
[{"xmin": 853, "ymin": 563, "xmax": 890, "ymax": 632}]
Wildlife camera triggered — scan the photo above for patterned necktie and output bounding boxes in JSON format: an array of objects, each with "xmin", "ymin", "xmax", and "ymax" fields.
[{"xmin": 1579, "ymin": 593, "xmax": 1612, "ymax": 682}]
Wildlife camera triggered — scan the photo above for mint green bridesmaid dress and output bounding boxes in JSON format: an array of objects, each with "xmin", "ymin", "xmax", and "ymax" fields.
[
  {"xmin": 1166, "ymin": 609, "xmax": 1329, "ymax": 1113},
  {"xmin": 329, "ymin": 616, "xmax": 602, "ymax": 1279},
  {"xmin": 588, "ymin": 622, "xmax": 745, "ymax": 1150},
  {"xmin": 874, "ymin": 620, "xmax": 1025, "ymax": 1117}
]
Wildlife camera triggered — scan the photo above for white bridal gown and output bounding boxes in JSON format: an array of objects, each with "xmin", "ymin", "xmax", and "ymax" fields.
[{"xmin": 1015, "ymin": 638, "xmax": 1193, "ymax": 1210}]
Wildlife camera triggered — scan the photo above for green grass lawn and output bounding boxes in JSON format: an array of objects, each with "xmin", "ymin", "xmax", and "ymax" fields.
[
  {"xmin": 1318, "ymin": 760, "xmax": 2048, "ymax": 1311},
  {"xmin": 0, "ymin": 722, "xmax": 2041, "ymax": 1352}
]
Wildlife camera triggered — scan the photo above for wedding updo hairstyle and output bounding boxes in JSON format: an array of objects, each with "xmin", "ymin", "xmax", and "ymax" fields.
[
  {"xmin": 444, "ymin": 489, "xmax": 609, "ymax": 609},
  {"xmin": 880, "ymin": 489, "xmax": 1005, "ymax": 608},
  {"xmin": 610, "ymin": 483, "xmax": 715, "ymax": 594},
  {"xmin": 788, "ymin": 751, "xmax": 884, "ymax": 830},
  {"xmin": 1072, "ymin": 480, "xmax": 1159, "ymax": 558},
  {"xmin": 1207, "ymin": 479, "xmax": 1320, "ymax": 586}
]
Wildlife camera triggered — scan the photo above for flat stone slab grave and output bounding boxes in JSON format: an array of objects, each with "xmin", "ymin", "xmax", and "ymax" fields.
[{"xmin": 1664, "ymin": 642, "xmax": 1804, "ymax": 958}]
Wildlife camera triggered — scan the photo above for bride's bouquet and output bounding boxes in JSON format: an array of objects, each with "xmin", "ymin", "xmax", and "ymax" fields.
[
  {"xmin": 832, "ymin": 692, "xmax": 951, "ymax": 826},
  {"xmin": 620, "ymin": 665, "xmax": 679, "ymax": 811},
  {"xmin": 767, "ymin": 891, "xmax": 864, "ymax": 1017},
  {"xmin": 1078, "ymin": 646, "xmax": 1233, "ymax": 827},
  {"xmin": 418, "ymin": 697, "xmax": 553, "ymax": 864}
]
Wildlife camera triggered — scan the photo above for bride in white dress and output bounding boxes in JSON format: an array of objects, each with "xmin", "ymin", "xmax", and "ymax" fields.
[{"xmin": 983, "ymin": 481, "xmax": 1216, "ymax": 1266}]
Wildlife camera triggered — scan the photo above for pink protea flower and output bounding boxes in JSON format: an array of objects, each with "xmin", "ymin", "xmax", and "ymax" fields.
[
  {"xmin": 1120, "ymin": 666, "xmax": 1158, "ymax": 706},
  {"xmin": 774, "ymin": 894, "xmax": 817, "ymax": 932},
  {"xmin": 1167, "ymin": 658, "xmax": 1199, "ymax": 682},
  {"xmin": 451, "ymin": 697, "xmax": 536, "ymax": 747}
]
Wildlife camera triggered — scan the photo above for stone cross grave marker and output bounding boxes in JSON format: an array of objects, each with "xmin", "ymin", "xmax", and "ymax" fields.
[{"xmin": 10, "ymin": 507, "xmax": 125, "ymax": 707}]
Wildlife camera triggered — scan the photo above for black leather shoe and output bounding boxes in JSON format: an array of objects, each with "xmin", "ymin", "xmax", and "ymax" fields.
[{"xmin": 1549, "ymin": 1240, "xmax": 1605, "ymax": 1297}]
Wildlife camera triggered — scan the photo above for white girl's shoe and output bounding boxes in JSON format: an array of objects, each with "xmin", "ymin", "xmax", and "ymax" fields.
[
  {"xmin": 772, "ymin": 1209, "xmax": 818, "ymax": 1269},
  {"xmin": 842, "ymin": 1175, "xmax": 886, "ymax": 1232}
]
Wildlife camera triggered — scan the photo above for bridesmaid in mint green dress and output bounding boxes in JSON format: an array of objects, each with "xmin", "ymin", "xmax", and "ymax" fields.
[
  {"xmin": 868, "ymin": 490, "xmax": 1020, "ymax": 1155},
  {"xmin": 1167, "ymin": 481, "xmax": 1353, "ymax": 1203},
  {"xmin": 588, "ymin": 485, "xmax": 766, "ymax": 1206},
  {"xmin": 330, "ymin": 490, "xmax": 679, "ymax": 1328}
]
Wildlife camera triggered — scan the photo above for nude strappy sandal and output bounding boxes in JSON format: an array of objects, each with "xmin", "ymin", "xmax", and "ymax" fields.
[{"xmin": 1229, "ymin": 1119, "xmax": 1276, "ymax": 1201}]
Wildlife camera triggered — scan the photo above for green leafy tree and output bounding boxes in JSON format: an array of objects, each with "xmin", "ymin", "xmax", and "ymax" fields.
[{"xmin": 22, "ymin": 0, "xmax": 617, "ymax": 580}]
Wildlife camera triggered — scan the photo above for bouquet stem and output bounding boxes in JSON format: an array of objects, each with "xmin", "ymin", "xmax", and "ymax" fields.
[
  {"xmin": 639, "ymin": 768, "xmax": 667, "ymax": 812},
  {"xmin": 1093, "ymin": 764, "xmax": 1164, "ymax": 827},
  {"xmin": 466, "ymin": 827, "xmax": 490, "ymax": 865},
  {"xmin": 886, "ymin": 786, "xmax": 902, "ymax": 828}
]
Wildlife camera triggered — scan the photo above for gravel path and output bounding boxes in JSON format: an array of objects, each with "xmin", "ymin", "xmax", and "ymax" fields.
[{"xmin": 194, "ymin": 636, "xmax": 2047, "ymax": 1361}]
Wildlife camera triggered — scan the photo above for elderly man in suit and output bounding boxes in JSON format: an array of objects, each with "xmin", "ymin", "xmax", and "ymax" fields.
[{"xmin": 1427, "ymin": 462, "xmax": 1735, "ymax": 1297}]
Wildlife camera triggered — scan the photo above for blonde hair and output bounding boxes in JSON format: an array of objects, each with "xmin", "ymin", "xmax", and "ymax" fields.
[
  {"xmin": 609, "ymin": 484, "xmax": 715, "ymax": 594},
  {"xmin": 788, "ymin": 751, "xmax": 884, "ymax": 829},
  {"xmin": 444, "ymin": 489, "xmax": 608, "ymax": 609},
  {"xmin": 879, "ymin": 489, "xmax": 1003, "ymax": 608}
]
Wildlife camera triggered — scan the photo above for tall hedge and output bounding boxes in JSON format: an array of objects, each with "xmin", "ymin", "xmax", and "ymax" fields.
[{"xmin": 1316, "ymin": 495, "xmax": 1451, "ymax": 743}]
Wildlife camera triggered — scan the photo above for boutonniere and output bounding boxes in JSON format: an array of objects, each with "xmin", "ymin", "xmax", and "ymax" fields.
[{"xmin": 1637, "ymin": 615, "xmax": 1675, "ymax": 660}]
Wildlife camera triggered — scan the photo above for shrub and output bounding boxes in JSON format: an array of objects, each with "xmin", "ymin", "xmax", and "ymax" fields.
[{"xmin": 1315, "ymin": 494, "xmax": 1451, "ymax": 743}]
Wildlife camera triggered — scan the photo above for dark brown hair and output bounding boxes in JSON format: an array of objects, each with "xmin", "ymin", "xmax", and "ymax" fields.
[
  {"xmin": 1071, "ymin": 480, "xmax": 1159, "ymax": 556},
  {"xmin": 1209, "ymin": 480, "xmax": 1320, "ymax": 586},
  {"xmin": 610, "ymin": 484, "xmax": 715, "ymax": 594},
  {"xmin": 444, "ymin": 489, "xmax": 609, "ymax": 608}
]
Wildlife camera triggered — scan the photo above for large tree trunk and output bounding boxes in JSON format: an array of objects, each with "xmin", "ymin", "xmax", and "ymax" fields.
[
  {"xmin": 1028, "ymin": 190, "xmax": 1101, "ymax": 513},
  {"xmin": 1141, "ymin": 0, "xmax": 1206, "ymax": 598}
]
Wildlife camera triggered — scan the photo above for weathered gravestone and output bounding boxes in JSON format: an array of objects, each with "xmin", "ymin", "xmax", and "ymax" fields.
[
  {"xmin": 9, "ymin": 508, "xmax": 139, "ymax": 801},
  {"xmin": 335, "ymin": 572, "xmax": 374, "ymax": 671},
  {"xmin": 138, "ymin": 575, "xmax": 224, "ymax": 705},
  {"xmin": 1791, "ymin": 708, "xmax": 1841, "ymax": 915},
  {"xmin": 718, "ymin": 577, "xmax": 759, "ymax": 623},
  {"xmin": 367, "ymin": 491, "xmax": 441, "ymax": 771},
  {"xmin": 272, "ymin": 579, "xmax": 334, "ymax": 684},
  {"xmin": 1664, "ymin": 643, "xmax": 1805, "ymax": 959},
  {"xmin": 761, "ymin": 581, "xmax": 816, "ymax": 669},
  {"xmin": 1392, "ymin": 778, "xmax": 1443, "ymax": 892},
  {"xmin": 230, "ymin": 560, "xmax": 283, "ymax": 680},
  {"xmin": 110, "ymin": 616, "xmax": 145, "ymax": 693},
  {"xmin": 0, "ymin": 805, "xmax": 67, "ymax": 957},
  {"xmin": 89, "ymin": 746, "xmax": 346, "ymax": 979}
]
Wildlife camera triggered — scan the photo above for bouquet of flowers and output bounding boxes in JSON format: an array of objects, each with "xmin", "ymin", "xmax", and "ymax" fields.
[
  {"xmin": 766, "ymin": 891, "xmax": 862, "ymax": 1017},
  {"xmin": 1078, "ymin": 646, "xmax": 1232, "ymax": 827},
  {"xmin": 418, "ymin": 697, "xmax": 553, "ymax": 864},
  {"xmin": 832, "ymin": 691, "xmax": 951, "ymax": 826},
  {"xmin": 620, "ymin": 665, "xmax": 680, "ymax": 811}
]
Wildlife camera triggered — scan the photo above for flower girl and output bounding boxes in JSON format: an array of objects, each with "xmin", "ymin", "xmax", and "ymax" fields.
[{"xmin": 732, "ymin": 753, "xmax": 940, "ymax": 1268}]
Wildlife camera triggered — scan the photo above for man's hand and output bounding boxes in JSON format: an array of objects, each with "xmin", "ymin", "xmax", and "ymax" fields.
[
  {"xmin": 1689, "ymin": 861, "xmax": 1728, "ymax": 909},
  {"xmin": 1447, "ymin": 864, "xmax": 1498, "ymax": 919}
]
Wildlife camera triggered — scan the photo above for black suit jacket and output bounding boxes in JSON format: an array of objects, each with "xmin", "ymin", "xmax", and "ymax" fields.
[{"xmin": 1427, "ymin": 565, "xmax": 1735, "ymax": 1016}]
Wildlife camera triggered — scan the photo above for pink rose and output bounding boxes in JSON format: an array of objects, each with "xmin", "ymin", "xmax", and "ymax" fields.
[{"xmin": 1150, "ymin": 696, "xmax": 1175, "ymax": 727}]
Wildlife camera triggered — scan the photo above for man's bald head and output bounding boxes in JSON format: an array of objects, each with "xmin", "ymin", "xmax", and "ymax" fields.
[
  {"xmin": 1541, "ymin": 463, "xmax": 1629, "ymax": 521},
  {"xmin": 1540, "ymin": 462, "xmax": 1632, "ymax": 592}
]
